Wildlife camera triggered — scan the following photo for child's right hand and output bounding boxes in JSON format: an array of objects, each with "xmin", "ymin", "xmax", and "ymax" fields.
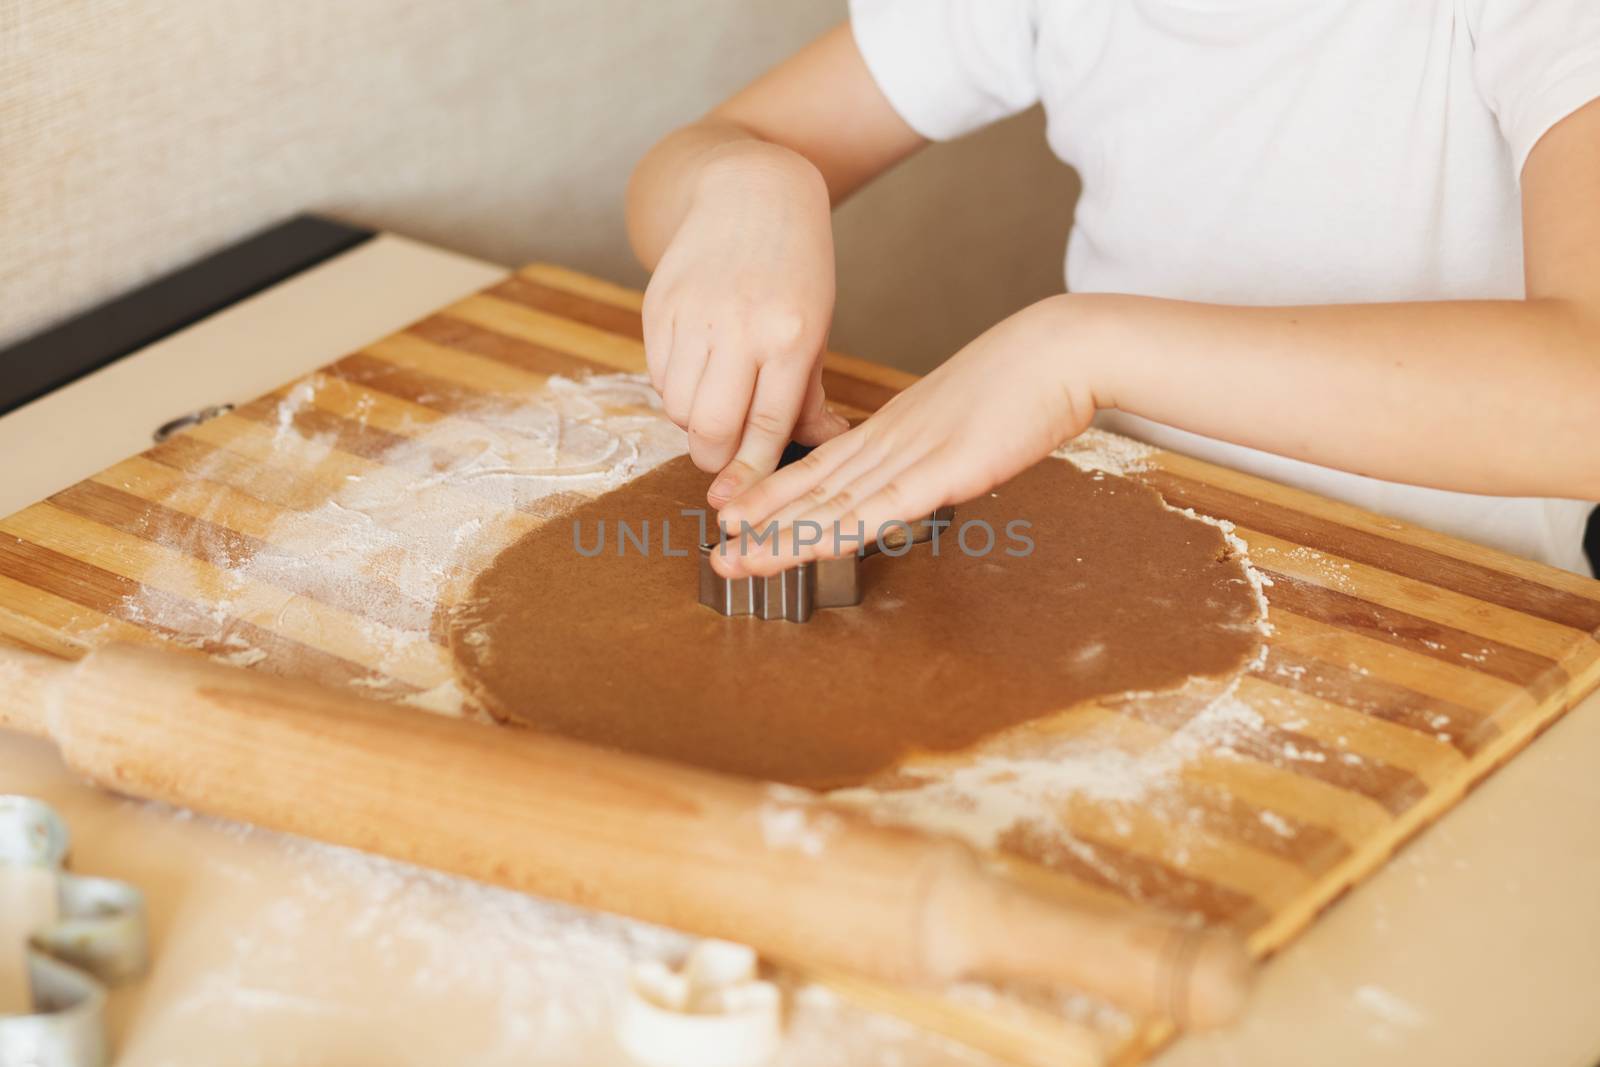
[{"xmin": 642, "ymin": 143, "xmax": 850, "ymax": 508}]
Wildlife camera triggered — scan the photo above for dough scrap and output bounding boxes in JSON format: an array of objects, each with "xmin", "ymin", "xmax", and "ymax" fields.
[{"xmin": 450, "ymin": 455, "xmax": 1263, "ymax": 789}]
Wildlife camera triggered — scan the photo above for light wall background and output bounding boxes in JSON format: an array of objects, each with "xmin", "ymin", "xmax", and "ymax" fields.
[{"xmin": 1, "ymin": 0, "xmax": 1078, "ymax": 374}]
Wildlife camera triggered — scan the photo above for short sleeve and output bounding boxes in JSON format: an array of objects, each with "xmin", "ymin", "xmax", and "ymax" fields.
[
  {"xmin": 1468, "ymin": 0, "xmax": 1600, "ymax": 172},
  {"xmin": 849, "ymin": 0, "xmax": 1040, "ymax": 142}
]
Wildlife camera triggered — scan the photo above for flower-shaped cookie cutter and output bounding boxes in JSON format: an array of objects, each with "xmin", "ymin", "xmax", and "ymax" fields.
[
  {"xmin": 0, "ymin": 795, "xmax": 148, "ymax": 1067},
  {"xmin": 698, "ymin": 505, "xmax": 956, "ymax": 622},
  {"xmin": 697, "ymin": 440, "xmax": 956, "ymax": 623}
]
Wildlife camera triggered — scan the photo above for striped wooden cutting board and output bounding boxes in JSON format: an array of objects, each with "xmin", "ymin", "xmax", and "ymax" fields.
[{"xmin": 1, "ymin": 263, "xmax": 1597, "ymax": 1067}]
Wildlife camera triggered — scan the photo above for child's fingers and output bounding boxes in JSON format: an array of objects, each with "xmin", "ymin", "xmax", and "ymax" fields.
[
  {"xmin": 814, "ymin": 459, "xmax": 947, "ymax": 565},
  {"xmin": 640, "ymin": 293, "xmax": 673, "ymax": 394},
  {"xmin": 759, "ymin": 443, "xmax": 924, "ymax": 554},
  {"xmin": 686, "ymin": 352, "xmax": 758, "ymax": 473},
  {"xmin": 707, "ymin": 359, "xmax": 813, "ymax": 508},
  {"xmin": 717, "ymin": 427, "xmax": 862, "ymax": 533},
  {"xmin": 755, "ymin": 436, "xmax": 899, "ymax": 534},
  {"xmin": 714, "ymin": 449, "xmax": 949, "ymax": 578},
  {"xmin": 660, "ymin": 320, "xmax": 709, "ymax": 429}
]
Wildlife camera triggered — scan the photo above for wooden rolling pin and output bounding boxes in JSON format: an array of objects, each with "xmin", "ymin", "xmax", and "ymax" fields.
[{"xmin": 0, "ymin": 642, "xmax": 1252, "ymax": 1028}]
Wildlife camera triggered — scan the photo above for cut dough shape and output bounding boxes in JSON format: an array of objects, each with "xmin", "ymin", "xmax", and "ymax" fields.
[{"xmin": 450, "ymin": 455, "xmax": 1263, "ymax": 789}]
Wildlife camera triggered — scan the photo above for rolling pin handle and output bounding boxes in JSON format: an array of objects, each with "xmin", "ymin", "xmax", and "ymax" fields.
[
  {"xmin": 1161, "ymin": 924, "xmax": 1253, "ymax": 1029},
  {"xmin": 0, "ymin": 643, "xmax": 74, "ymax": 739}
]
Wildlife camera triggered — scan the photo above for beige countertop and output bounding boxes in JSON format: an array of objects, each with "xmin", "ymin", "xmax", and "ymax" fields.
[{"xmin": 1, "ymin": 234, "xmax": 1596, "ymax": 1066}]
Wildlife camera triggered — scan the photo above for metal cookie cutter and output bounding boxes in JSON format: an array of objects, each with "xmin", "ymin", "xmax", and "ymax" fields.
[
  {"xmin": 152, "ymin": 403, "xmax": 235, "ymax": 443},
  {"xmin": 698, "ymin": 505, "xmax": 956, "ymax": 622},
  {"xmin": 698, "ymin": 440, "xmax": 955, "ymax": 623},
  {"xmin": 698, "ymin": 544, "xmax": 864, "ymax": 623},
  {"xmin": 0, "ymin": 796, "xmax": 148, "ymax": 1067}
]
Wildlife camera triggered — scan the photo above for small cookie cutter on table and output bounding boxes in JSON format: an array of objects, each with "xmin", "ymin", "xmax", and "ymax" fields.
[
  {"xmin": 0, "ymin": 796, "xmax": 148, "ymax": 1067},
  {"xmin": 619, "ymin": 940, "xmax": 782, "ymax": 1067},
  {"xmin": 699, "ymin": 443, "xmax": 955, "ymax": 623}
]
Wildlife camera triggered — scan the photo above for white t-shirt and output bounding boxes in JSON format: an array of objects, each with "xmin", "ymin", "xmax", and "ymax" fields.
[{"xmin": 850, "ymin": 0, "xmax": 1600, "ymax": 575}]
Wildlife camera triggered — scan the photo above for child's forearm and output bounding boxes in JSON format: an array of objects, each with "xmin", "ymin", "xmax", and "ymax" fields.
[
  {"xmin": 626, "ymin": 23, "xmax": 922, "ymax": 275},
  {"xmin": 1063, "ymin": 293, "xmax": 1600, "ymax": 500},
  {"xmin": 709, "ymin": 287, "xmax": 1600, "ymax": 579},
  {"xmin": 625, "ymin": 120, "xmax": 822, "ymax": 270}
]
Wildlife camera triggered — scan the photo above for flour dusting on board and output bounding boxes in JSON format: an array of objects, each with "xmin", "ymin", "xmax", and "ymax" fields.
[
  {"xmin": 1053, "ymin": 427, "xmax": 1156, "ymax": 476},
  {"xmin": 116, "ymin": 372, "xmax": 687, "ymax": 712},
  {"xmin": 824, "ymin": 661, "xmax": 1267, "ymax": 850}
]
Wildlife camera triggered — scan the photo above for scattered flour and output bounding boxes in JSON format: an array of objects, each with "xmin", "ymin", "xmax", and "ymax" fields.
[
  {"xmin": 759, "ymin": 793, "xmax": 842, "ymax": 858},
  {"xmin": 1258, "ymin": 810, "xmax": 1295, "ymax": 838},
  {"xmin": 1353, "ymin": 984, "xmax": 1428, "ymax": 1037},
  {"xmin": 1053, "ymin": 428, "xmax": 1156, "ymax": 477},
  {"xmin": 117, "ymin": 372, "xmax": 689, "ymax": 710},
  {"xmin": 1273, "ymin": 545, "xmax": 1358, "ymax": 592},
  {"xmin": 1279, "ymin": 742, "xmax": 1328, "ymax": 765},
  {"xmin": 824, "ymin": 669, "xmax": 1268, "ymax": 854}
]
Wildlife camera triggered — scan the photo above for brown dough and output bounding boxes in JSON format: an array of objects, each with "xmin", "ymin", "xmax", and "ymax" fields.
[{"xmin": 450, "ymin": 456, "xmax": 1262, "ymax": 789}]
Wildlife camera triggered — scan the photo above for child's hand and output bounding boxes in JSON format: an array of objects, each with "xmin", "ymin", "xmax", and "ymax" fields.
[
  {"xmin": 712, "ymin": 297, "xmax": 1098, "ymax": 577},
  {"xmin": 643, "ymin": 144, "xmax": 850, "ymax": 507}
]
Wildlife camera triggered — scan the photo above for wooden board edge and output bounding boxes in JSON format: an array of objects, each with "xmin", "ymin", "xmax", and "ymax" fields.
[
  {"xmin": 1243, "ymin": 648, "xmax": 1600, "ymax": 956},
  {"xmin": 517, "ymin": 262, "xmax": 645, "ymax": 311},
  {"xmin": 1143, "ymin": 451, "xmax": 1600, "ymax": 605}
]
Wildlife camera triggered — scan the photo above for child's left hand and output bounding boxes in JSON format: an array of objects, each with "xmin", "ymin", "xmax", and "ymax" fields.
[{"xmin": 712, "ymin": 296, "xmax": 1099, "ymax": 578}]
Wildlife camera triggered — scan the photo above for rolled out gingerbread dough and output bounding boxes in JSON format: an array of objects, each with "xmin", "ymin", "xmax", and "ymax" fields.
[{"xmin": 450, "ymin": 455, "xmax": 1263, "ymax": 789}]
